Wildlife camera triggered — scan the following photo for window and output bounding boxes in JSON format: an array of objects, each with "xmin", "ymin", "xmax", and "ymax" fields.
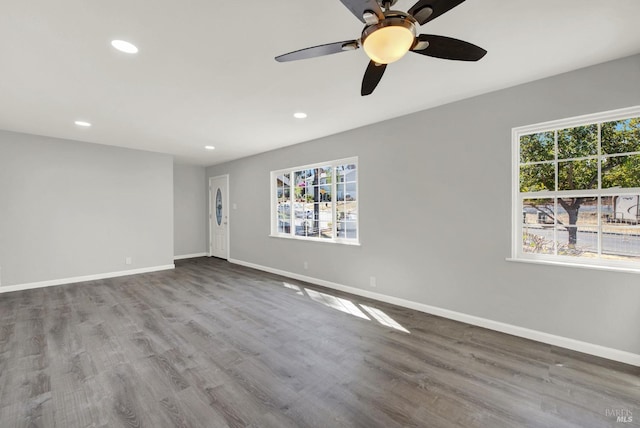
[
  {"xmin": 271, "ymin": 157, "xmax": 359, "ymax": 244},
  {"xmin": 512, "ymin": 107, "xmax": 640, "ymax": 271}
]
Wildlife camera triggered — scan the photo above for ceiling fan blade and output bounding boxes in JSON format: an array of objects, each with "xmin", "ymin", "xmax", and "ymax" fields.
[
  {"xmin": 408, "ymin": 0, "xmax": 466, "ymax": 25},
  {"xmin": 412, "ymin": 34, "xmax": 486, "ymax": 61},
  {"xmin": 275, "ymin": 40, "xmax": 359, "ymax": 62},
  {"xmin": 361, "ymin": 60, "xmax": 387, "ymax": 96},
  {"xmin": 339, "ymin": 0, "xmax": 384, "ymax": 23}
]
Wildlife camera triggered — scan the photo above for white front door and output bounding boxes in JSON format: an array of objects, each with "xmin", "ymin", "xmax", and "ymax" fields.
[{"xmin": 210, "ymin": 175, "xmax": 229, "ymax": 259}]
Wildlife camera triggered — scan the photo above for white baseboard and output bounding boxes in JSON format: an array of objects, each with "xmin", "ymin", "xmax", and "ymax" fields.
[
  {"xmin": 174, "ymin": 252, "xmax": 208, "ymax": 260},
  {"xmin": 229, "ymin": 258, "xmax": 640, "ymax": 367},
  {"xmin": 0, "ymin": 264, "xmax": 175, "ymax": 294}
]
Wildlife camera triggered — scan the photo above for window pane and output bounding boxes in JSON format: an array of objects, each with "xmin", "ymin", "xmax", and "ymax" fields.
[
  {"xmin": 602, "ymin": 225, "xmax": 640, "ymax": 261},
  {"xmin": 345, "ymin": 182, "xmax": 357, "ymax": 201},
  {"xmin": 319, "ymin": 166, "xmax": 333, "ymax": 185},
  {"xmin": 276, "ymin": 173, "xmax": 290, "ymax": 187},
  {"xmin": 305, "ymin": 202, "xmax": 315, "ymax": 219},
  {"xmin": 305, "ymin": 169, "xmax": 316, "ymax": 184},
  {"xmin": 337, "ymin": 164, "xmax": 356, "ymax": 183},
  {"xmin": 519, "ymin": 163, "xmax": 555, "ymax": 192},
  {"xmin": 344, "ymin": 165, "xmax": 357, "ymax": 183},
  {"xmin": 294, "ymin": 170, "xmax": 305, "ymax": 202},
  {"xmin": 520, "ymin": 132, "xmax": 555, "ymax": 163},
  {"xmin": 557, "ymin": 197, "xmax": 597, "ymax": 227},
  {"xmin": 294, "ymin": 202, "xmax": 307, "ymax": 236},
  {"xmin": 277, "ymin": 201, "xmax": 290, "ymax": 234},
  {"xmin": 345, "ymin": 222, "xmax": 357, "ymax": 239},
  {"xmin": 336, "ymin": 163, "xmax": 358, "ymax": 239},
  {"xmin": 601, "ymin": 195, "xmax": 640, "ymax": 260},
  {"xmin": 601, "ymin": 117, "xmax": 640, "ymax": 155},
  {"xmin": 522, "ymin": 198, "xmax": 554, "ymax": 254},
  {"xmin": 558, "ymin": 159, "xmax": 598, "ymax": 191},
  {"xmin": 276, "ymin": 173, "xmax": 291, "ymax": 234},
  {"xmin": 557, "ymin": 124, "xmax": 597, "ymax": 159},
  {"xmin": 319, "ymin": 202, "xmax": 333, "ymax": 239},
  {"xmin": 602, "ymin": 154, "xmax": 640, "ymax": 188},
  {"xmin": 304, "ymin": 185, "xmax": 317, "ymax": 203},
  {"xmin": 277, "ymin": 187, "xmax": 290, "ymax": 202},
  {"xmin": 556, "ymin": 198, "xmax": 598, "ymax": 252},
  {"xmin": 555, "ymin": 227, "xmax": 598, "ymax": 257},
  {"xmin": 319, "ymin": 185, "xmax": 331, "ymax": 202},
  {"xmin": 344, "ymin": 203, "xmax": 357, "ymax": 222},
  {"xmin": 306, "ymin": 203, "xmax": 320, "ymax": 238},
  {"xmin": 602, "ymin": 195, "xmax": 640, "ymax": 225},
  {"xmin": 336, "ymin": 202, "xmax": 347, "ymax": 229},
  {"xmin": 523, "ymin": 199, "xmax": 555, "ymax": 225},
  {"xmin": 337, "ymin": 183, "xmax": 346, "ymax": 201}
]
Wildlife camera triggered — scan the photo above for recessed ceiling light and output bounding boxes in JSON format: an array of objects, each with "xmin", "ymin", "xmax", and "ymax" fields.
[
  {"xmin": 294, "ymin": 112, "xmax": 307, "ymax": 119},
  {"xmin": 205, "ymin": 146, "xmax": 215, "ymax": 150},
  {"xmin": 111, "ymin": 40, "xmax": 138, "ymax": 54},
  {"xmin": 74, "ymin": 120, "xmax": 92, "ymax": 127}
]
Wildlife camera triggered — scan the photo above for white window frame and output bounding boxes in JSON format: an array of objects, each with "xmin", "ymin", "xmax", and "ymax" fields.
[
  {"xmin": 270, "ymin": 157, "xmax": 360, "ymax": 245},
  {"xmin": 511, "ymin": 106, "xmax": 640, "ymax": 273}
]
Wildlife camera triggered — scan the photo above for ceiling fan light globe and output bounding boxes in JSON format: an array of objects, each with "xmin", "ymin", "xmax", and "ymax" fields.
[{"xmin": 363, "ymin": 25, "xmax": 414, "ymax": 64}]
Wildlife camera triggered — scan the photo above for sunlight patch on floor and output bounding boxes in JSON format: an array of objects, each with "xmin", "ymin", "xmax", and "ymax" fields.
[
  {"xmin": 305, "ymin": 288, "xmax": 370, "ymax": 320},
  {"xmin": 281, "ymin": 282, "xmax": 410, "ymax": 333},
  {"xmin": 282, "ymin": 282, "xmax": 303, "ymax": 295},
  {"xmin": 360, "ymin": 304, "xmax": 410, "ymax": 333}
]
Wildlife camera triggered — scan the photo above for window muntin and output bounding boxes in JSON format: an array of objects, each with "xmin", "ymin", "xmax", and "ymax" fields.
[
  {"xmin": 272, "ymin": 158, "xmax": 358, "ymax": 244},
  {"xmin": 513, "ymin": 107, "xmax": 640, "ymax": 270}
]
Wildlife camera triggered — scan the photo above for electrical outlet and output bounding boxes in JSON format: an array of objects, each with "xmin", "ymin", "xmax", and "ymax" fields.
[
  {"xmin": 370, "ymin": 276, "xmax": 377, "ymax": 287},
  {"xmin": 125, "ymin": 257, "xmax": 132, "ymax": 265},
  {"xmin": 303, "ymin": 261, "xmax": 308, "ymax": 270}
]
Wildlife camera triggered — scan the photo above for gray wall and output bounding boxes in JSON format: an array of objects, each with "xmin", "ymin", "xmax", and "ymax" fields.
[
  {"xmin": 173, "ymin": 163, "xmax": 207, "ymax": 257},
  {"xmin": 0, "ymin": 131, "xmax": 174, "ymax": 286},
  {"xmin": 207, "ymin": 54, "xmax": 640, "ymax": 355}
]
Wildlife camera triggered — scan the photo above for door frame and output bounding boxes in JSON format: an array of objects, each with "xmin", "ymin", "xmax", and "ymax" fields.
[{"xmin": 209, "ymin": 174, "xmax": 230, "ymax": 259}]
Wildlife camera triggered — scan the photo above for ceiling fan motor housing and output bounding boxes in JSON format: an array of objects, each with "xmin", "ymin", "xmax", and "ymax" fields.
[{"xmin": 361, "ymin": 12, "xmax": 418, "ymax": 64}]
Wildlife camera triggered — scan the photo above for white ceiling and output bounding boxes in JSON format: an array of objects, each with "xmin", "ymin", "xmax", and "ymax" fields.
[{"xmin": 1, "ymin": 0, "xmax": 639, "ymax": 166}]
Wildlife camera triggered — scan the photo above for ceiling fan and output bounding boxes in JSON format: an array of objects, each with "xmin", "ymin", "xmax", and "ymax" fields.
[{"xmin": 275, "ymin": 0, "xmax": 487, "ymax": 96}]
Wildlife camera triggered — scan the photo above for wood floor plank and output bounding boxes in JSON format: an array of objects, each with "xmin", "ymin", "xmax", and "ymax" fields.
[{"xmin": 1, "ymin": 257, "xmax": 638, "ymax": 427}]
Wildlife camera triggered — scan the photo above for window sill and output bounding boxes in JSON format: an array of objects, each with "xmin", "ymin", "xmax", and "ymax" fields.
[
  {"xmin": 269, "ymin": 234, "xmax": 361, "ymax": 246},
  {"xmin": 506, "ymin": 257, "xmax": 640, "ymax": 274}
]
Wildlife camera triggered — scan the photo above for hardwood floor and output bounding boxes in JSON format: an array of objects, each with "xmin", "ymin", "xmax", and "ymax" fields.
[{"xmin": 0, "ymin": 257, "xmax": 638, "ymax": 428}]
